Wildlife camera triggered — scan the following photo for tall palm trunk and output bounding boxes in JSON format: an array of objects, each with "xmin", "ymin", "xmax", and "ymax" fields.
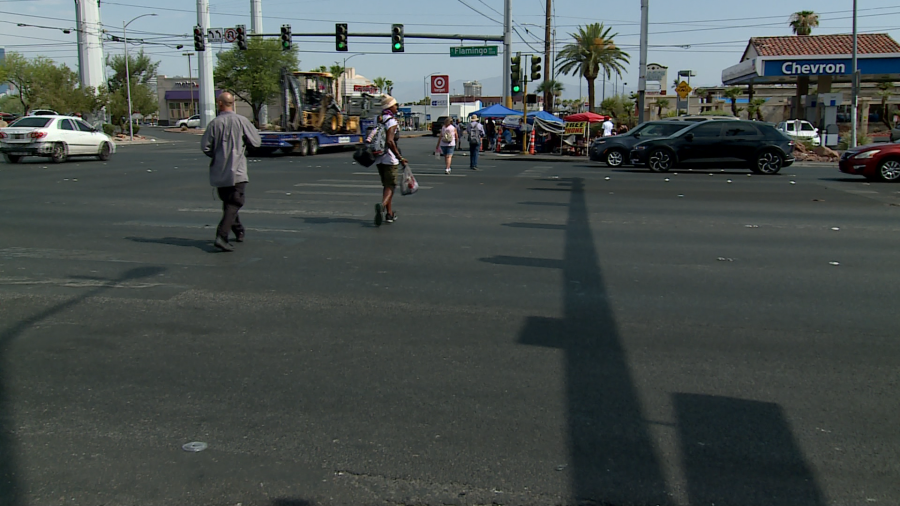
[{"xmin": 587, "ymin": 78, "xmax": 596, "ymax": 113}]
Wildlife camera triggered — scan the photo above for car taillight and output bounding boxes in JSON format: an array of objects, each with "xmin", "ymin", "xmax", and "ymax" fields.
[
  {"xmin": 0, "ymin": 132, "xmax": 7, "ymax": 139},
  {"xmin": 29, "ymin": 131, "xmax": 47, "ymax": 139}
]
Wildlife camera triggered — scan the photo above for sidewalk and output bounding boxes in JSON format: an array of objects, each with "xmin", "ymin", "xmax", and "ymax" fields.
[{"xmin": 113, "ymin": 136, "xmax": 175, "ymax": 146}]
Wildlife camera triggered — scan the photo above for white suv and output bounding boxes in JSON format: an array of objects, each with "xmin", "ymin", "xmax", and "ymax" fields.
[
  {"xmin": 176, "ymin": 114, "xmax": 200, "ymax": 129},
  {"xmin": 776, "ymin": 120, "xmax": 821, "ymax": 146}
]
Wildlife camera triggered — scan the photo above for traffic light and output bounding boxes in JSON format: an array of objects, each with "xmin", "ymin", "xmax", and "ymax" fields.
[
  {"xmin": 335, "ymin": 23, "xmax": 348, "ymax": 52},
  {"xmin": 236, "ymin": 24, "xmax": 247, "ymax": 51},
  {"xmin": 510, "ymin": 54, "xmax": 521, "ymax": 93},
  {"xmin": 391, "ymin": 24, "xmax": 404, "ymax": 52},
  {"xmin": 280, "ymin": 24, "xmax": 292, "ymax": 51},
  {"xmin": 193, "ymin": 25, "xmax": 205, "ymax": 52},
  {"xmin": 530, "ymin": 56, "xmax": 542, "ymax": 81}
]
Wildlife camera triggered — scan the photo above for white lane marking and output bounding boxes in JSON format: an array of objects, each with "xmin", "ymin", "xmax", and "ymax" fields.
[
  {"xmin": 293, "ymin": 183, "xmax": 432, "ymax": 189},
  {"xmin": 352, "ymin": 171, "xmax": 465, "ymax": 177},
  {"xmin": 176, "ymin": 208, "xmax": 360, "ymax": 216}
]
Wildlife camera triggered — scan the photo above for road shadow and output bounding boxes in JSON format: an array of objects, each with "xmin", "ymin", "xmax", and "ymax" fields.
[
  {"xmin": 125, "ymin": 236, "xmax": 219, "ymax": 252},
  {"xmin": 484, "ymin": 178, "xmax": 827, "ymax": 503},
  {"xmin": 270, "ymin": 499, "xmax": 316, "ymax": 506},
  {"xmin": 817, "ymin": 177, "xmax": 874, "ymax": 184},
  {"xmin": 482, "ymin": 178, "xmax": 670, "ymax": 504},
  {"xmin": 674, "ymin": 394, "xmax": 826, "ymax": 506},
  {"xmin": 0, "ymin": 266, "xmax": 165, "ymax": 506},
  {"xmin": 294, "ymin": 217, "xmax": 373, "ymax": 228}
]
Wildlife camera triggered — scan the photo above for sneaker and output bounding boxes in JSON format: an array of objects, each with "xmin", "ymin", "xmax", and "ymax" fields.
[
  {"xmin": 445, "ymin": 167, "xmax": 451, "ymax": 174},
  {"xmin": 471, "ymin": 166, "xmax": 479, "ymax": 171},
  {"xmin": 385, "ymin": 213, "xmax": 397, "ymax": 223},
  {"xmin": 374, "ymin": 203, "xmax": 384, "ymax": 227}
]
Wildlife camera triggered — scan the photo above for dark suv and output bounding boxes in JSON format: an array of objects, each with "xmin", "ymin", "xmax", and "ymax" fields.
[
  {"xmin": 431, "ymin": 116, "xmax": 449, "ymax": 136},
  {"xmin": 590, "ymin": 121, "xmax": 690, "ymax": 166},
  {"xmin": 629, "ymin": 120, "xmax": 794, "ymax": 174}
]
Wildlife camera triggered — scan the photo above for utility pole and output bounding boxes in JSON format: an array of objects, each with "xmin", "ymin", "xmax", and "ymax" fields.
[
  {"xmin": 504, "ymin": 0, "xmax": 512, "ymax": 108},
  {"xmin": 250, "ymin": 0, "xmax": 267, "ymax": 126},
  {"xmin": 543, "ymin": 0, "xmax": 551, "ymax": 112},
  {"xmin": 851, "ymin": 0, "xmax": 858, "ymax": 148},
  {"xmin": 637, "ymin": 0, "xmax": 649, "ymax": 124},
  {"xmin": 196, "ymin": 0, "xmax": 215, "ymax": 129},
  {"xmin": 183, "ymin": 52, "xmax": 196, "ymax": 116}
]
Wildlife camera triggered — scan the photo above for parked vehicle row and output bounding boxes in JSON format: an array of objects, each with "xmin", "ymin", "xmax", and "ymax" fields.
[
  {"xmin": 591, "ymin": 118, "xmax": 794, "ymax": 175},
  {"xmin": 0, "ymin": 115, "xmax": 116, "ymax": 163},
  {"xmin": 839, "ymin": 143, "xmax": 900, "ymax": 182}
]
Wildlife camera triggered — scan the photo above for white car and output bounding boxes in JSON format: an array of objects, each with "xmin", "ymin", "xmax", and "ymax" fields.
[
  {"xmin": 0, "ymin": 115, "xmax": 116, "ymax": 164},
  {"xmin": 776, "ymin": 120, "xmax": 821, "ymax": 146},
  {"xmin": 176, "ymin": 114, "xmax": 200, "ymax": 129}
]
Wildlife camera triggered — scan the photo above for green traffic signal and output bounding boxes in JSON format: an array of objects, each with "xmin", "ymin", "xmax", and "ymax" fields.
[{"xmin": 512, "ymin": 84, "xmax": 521, "ymax": 93}]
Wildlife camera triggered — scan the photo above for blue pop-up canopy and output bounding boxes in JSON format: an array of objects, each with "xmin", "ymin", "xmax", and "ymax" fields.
[
  {"xmin": 471, "ymin": 104, "xmax": 521, "ymax": 117},
  {"xmin": 527, "ymin": 111, "xmax": 564, "ymax": 123}
]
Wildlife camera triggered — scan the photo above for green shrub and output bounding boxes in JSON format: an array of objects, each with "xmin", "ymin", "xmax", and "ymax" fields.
[
  {"xmin": 131, "ymin": 124, "xmax": 140, "ymax": 136},
  {"xmin": 102, "ymin": 123, "xmax": 116, "ymax": 136},
  {"xmin": 837, "ymin": 131, "xmax": 872, "ymax": 150}
]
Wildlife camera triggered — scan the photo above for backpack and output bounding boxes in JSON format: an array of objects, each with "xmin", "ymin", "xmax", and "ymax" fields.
[
  {"xmin": 468, "ymin": 123, "xmax": 483, "ymax": 145},
  {"xmin": 352, "ymin": 119, "xmax": 387, "ymax": 167},
  {"xmin": 442, "ymin": 127, "xmax": 454, "ymax": 143},
  {"xmin": 367, "ymin": 120, "xmax": 387, "ymax": 155}
]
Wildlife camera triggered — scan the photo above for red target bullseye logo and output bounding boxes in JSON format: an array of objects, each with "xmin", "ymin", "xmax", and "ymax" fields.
[{"xmin": 431, "ymin": 75, "xmax": 449, "ymax": 94}]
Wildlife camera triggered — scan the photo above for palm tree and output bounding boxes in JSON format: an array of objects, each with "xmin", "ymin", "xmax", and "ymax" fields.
[
  {"xmin": 384, "ymin": 79, "xmax": 394, "ymax": 96},
  {"xmin": 537, "ymin": 79, "xmax": 564, "ymax": 113},
  {"xmin": 373, "ymin": 77, "xmax": 386, "ymax": 94},
  {"xmin": 789, "ymin": 11, "xmax": 819, "ymax": 36},
  {"xmin": 329, "ymin": 62, "xmax": 345, "ymax": 99},
  {"xmin": 747, "ymin": 98, "xmax": 766, "ymax": 121},
  {"xmin": 656, "ymin": 98, "xmax": 670, "ymax": 119},
  {"xmin": 556, "ymin": 23, "xmax": 629, "ymax": 113},
  {"xmin": 876, "ymin": 82, "xmax": 894, "ymax": 128},
  {"xmin": 724, "ymin": 86, "xmax": 743, "ymax": 117}
]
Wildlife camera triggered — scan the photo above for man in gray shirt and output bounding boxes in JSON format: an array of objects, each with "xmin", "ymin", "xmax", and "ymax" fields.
[{"xmin": 201, "ymin": 91, "xmax": 261, "ymax": 252}]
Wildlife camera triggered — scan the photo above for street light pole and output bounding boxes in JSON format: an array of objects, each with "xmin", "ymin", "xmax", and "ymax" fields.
[
  {"xmin": 123, "ymin": 13, "xmax": 157, "ymax": 141},
  {"xmin": 183, "ymin": 52, "xmax": 195, "ymax": 117}
]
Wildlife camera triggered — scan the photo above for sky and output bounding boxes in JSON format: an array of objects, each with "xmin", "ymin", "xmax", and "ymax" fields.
[{"xmin": 1, "ymin": 0, "xmax": 899, "ymax": 105}]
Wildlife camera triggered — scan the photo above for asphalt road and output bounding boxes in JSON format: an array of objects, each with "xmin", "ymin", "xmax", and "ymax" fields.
[{"xmin": 1, "ymin": 128, "xmax": 898, "ymax": 506}]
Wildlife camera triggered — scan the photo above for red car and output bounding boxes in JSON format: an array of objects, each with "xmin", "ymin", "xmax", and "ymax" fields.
[{"xmin": 839, "ymin": 142, "xmax": 900, "ymax": 182}]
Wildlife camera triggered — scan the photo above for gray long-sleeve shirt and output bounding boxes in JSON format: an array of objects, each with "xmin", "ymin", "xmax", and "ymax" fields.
[{"xmin": 201, "ymin": 111, "xmax": 262, "ymax": 187}]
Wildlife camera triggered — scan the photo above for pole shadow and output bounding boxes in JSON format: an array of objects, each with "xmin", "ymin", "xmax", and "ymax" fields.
[
  {"xmin": 481, "ymin": 178, "xmax": 670, "ymax": 504},
  {"xmin": 293, "ymin": 217, "xmax": 374, "ymax": 228},
  {"xmin": 0, "ymin": 266, "xmax": 165, "ymax": 506},
  {"xmin": 674, "ymin": 394, "xmax": 826, "ymax": 506},
  {"xmin": 125, "ymin": 236, "xmax": 219, "ymax": 252}
]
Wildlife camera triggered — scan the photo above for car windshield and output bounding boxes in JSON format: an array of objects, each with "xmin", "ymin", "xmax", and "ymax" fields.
[{"xmin": 7, "ymin": 117, "xmax": 52, "ymax": 128}]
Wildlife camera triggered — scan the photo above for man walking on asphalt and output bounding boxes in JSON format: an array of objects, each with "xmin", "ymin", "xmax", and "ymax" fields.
[
  {"xmin": 466, "ymin": 115, "xmax": 485, "ymax": 170},
  {"xmin": 201, "ymin": 91, "xmax": 262, "ymax": 252},
  {"xmin": 374, "ymin": 95, "xmax": 407, "ymax": 226}
]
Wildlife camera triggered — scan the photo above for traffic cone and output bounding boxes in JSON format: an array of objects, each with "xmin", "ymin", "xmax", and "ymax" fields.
[
  {"xmin": 496, "ymin": 134, "xmax": 502, "ymax": 153},
  {"xmin": 529, "ymin": 128, "xmax": 536, "ymax": 155}
]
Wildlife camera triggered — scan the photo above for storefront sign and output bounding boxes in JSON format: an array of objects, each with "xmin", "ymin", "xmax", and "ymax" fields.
[{"xmin": 353, "ymin": 85, "xmax": 379, "ymax": 93}]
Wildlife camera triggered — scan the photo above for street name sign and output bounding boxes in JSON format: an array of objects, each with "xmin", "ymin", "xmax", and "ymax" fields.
[{"xmin": 450, "ymin": 46, "xmax": 499, "ymax": 57}]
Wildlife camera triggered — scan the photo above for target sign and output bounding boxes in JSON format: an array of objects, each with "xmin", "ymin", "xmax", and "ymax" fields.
[
  {"xmin": 431, "ymin": 75, "xmax": 449, "ymax": 94},
  {"xmin": 224, "ymin": 28, "xmax": 238, "ymax": 43}
]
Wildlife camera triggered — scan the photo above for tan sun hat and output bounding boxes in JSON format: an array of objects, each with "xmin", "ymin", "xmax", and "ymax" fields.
[
  {"xmin": 381, "ymin": 95, "xmax": 398, "ymax": 108},
  {"xmin": 469, "ymin": 115, "xmax": 478, "ymax": 121}
]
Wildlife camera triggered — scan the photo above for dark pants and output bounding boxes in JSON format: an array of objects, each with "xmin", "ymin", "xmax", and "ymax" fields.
[
  {"xmin": 469, "ymin": 141, "xmax": 480, "ymax": 168},
  {"xmin": 216, "ymin": 182, "xmax": 246, "ymax": 240}
]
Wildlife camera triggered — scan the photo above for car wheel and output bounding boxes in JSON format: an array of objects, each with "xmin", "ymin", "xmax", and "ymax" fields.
[
  {"xmin": 605, "ymin": 149, "xmax": 626, "ymax": 167},
  {"xmin": 647, "ymin": 148, "xmax": 673, "ymax": 172},
  {"xmin": 308, "ymin": 137, "xmax": 318, "ymax": 156},
  {"xmin": 3, "ymin": 154, "xmax": 23, "ymax": 164},
  {"xmin": 50, "ymin": 143, "xmax": 67, "ymax": 164},
  {"xmin": 180, "ymin": 124, "xmax": 187, "ymax": 130},
  {"xmin": 876, "ymin": 158, "xmax": 900, "ymax": 182},
  {"xmin": 98, "ymin": 142, "xmax": 112, "ymax": 161},
  {"xmin": 755, "ymin": 150, "xmax": 783, "ymax": 174}
]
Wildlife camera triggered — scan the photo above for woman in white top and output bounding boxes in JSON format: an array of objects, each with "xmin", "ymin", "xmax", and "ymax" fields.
[{"xmin": 435, "ymin": 117, "xmax": 459, "ymax": 174}]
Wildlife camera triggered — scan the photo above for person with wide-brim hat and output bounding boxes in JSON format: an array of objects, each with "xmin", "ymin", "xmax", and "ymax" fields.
[{"xmin": 372, "ymin": 95, "xmax": 407, "ymax": 226}]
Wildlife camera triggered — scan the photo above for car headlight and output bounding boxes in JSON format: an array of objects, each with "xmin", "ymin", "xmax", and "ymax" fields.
[
  {"xmin": 853, "ymin": 150, "xmax": 880, "ymax": 159},
  {"xmin": 596, "ymin": 140, "xmax": 606, "ymax": 144}
]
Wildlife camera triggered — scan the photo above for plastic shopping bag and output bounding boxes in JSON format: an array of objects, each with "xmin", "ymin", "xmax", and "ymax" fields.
[{"xmin": 400, "ymin": 163, "xmax": 419, "ymax": 196}]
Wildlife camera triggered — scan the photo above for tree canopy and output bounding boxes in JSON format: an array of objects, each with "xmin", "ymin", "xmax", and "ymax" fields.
[
  {"xmin": 0, "ymin": 52, "xmax": 104, "ymax": 115},
  {"xmin": 214, "ymin": 38, "xmax": 300, "ymax": 126},
  {"xmin": 556, "ymin": 23, "xmax": 629, "ymax": 113},
  {"xmin": 789, "ymin": 11, "xmax": 819, "ymax": 36}
]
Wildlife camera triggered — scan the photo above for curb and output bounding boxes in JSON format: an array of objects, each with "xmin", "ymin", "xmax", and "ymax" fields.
[{"xmin": 113, "ymin": 137, "xmax": 176, "ymax": 146}]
